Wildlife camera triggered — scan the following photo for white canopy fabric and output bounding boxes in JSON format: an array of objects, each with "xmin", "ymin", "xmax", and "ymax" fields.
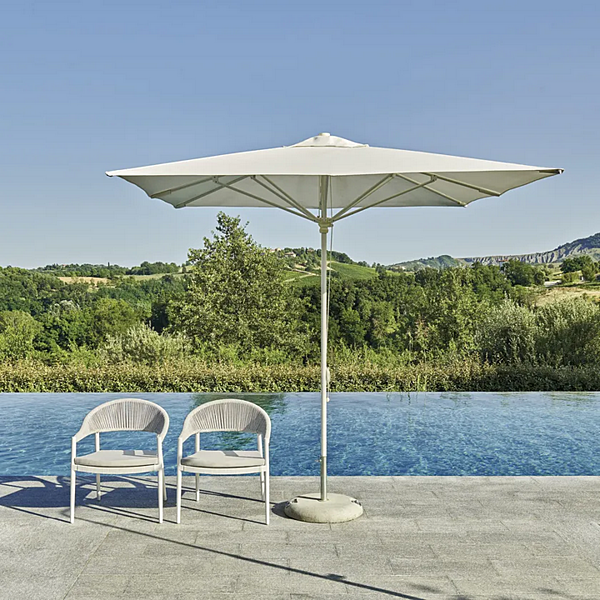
[
  {"xmin": 107, "ymin": 133, "xmax": 562, "ymax": 221},
  {"xmin": 107, "ymin": 132, "xmax": 562, "ymax": 515}
]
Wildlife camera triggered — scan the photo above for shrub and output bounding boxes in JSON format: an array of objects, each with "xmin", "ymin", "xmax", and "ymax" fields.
[
  {"xmin": 99, "ymin": 323, "xmax": 191, "ymax": 366},
  {"xmin": 476, "ymin": 300, "xmax": 537, "ymax": 364},
  {"xmin": 2, "ymin": 357, "xmax": 600, "ymax": 392},
  {"xmin": 561, "ymin": 271, "xmax": 578, "ymax": 284},
  {"xmin": 535, "ymin": 297, "xmax": 600, "ymax": 367}
]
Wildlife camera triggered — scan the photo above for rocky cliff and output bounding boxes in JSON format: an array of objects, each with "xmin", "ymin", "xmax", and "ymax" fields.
[
  {"xmin": 462, "ymin": 233, "xmax": 600, "ymax": 266},
  {"xmin": 389, "ymin": 232, "xmax": 600, "ymax": 269}
]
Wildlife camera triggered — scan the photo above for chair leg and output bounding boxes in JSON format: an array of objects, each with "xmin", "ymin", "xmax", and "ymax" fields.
[
  {"xmin": 195, "ymin": 473, "xmax": 200, "ymax": 502},
  {"xmin": 176, "ymin": 467, "xmax": 182, "ymax": 524},
  {"xmin": 264, "ymin": 468, "xmax": 270, "ymax": 525},
  {"xmin": 259, "ymin": 471, "xmax": 265, "ymax": 499},
  {"xmin": 158, "ymin": 468, "xmax": 164, "ymax": 524},
  {"xmin": 70, "ymin": 468, "xmax": 76, "ymax": 524},
  {"xmin": 163, "ymin": 472, "xmax": 167, "ymax": 502},
  {"xmin": 96, "ymin": 474, "xmax": 101, "ymax": 501}
]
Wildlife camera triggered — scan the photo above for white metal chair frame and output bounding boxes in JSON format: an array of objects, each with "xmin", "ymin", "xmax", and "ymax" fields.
[
  {"xmin": 70, "ymin": 398, "xmax": 170, "ymax": 524},
  {"xmin": 176, "ymin": 399, "xmax": 271, "ymax": 525}
]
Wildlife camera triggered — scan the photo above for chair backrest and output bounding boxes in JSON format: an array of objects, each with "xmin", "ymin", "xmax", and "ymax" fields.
[
  {"xmin": 181, "ymin": 399, "xmax": 270, "ymax": 442},
  {"xmin": 75, "ymin": 398, "xmax": 169, "ymax": 442}
]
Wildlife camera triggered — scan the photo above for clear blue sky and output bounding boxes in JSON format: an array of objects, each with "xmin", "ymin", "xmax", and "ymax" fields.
[{"xmin": 1, "ymin": 0, "xmax": 597, "ymax": 268}]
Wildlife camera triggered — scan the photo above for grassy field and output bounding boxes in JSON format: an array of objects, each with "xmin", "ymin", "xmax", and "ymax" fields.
[
  {"xmin": 57, "ymin": 272, "xmax": 184, "ymax": 285},
  {"xmin": 283, "ymin": 269, "xmax": 318, "ymax": 283},
  {"xmin": 330, "ymin": 262, "xmax": 378, "ymax": 280},
  {"xmin": 128, "ymin": 272, "xmax": 184, "ymax": 281},
  {"xmin": 58, "ymin": 276, "xmax": 110, "ymax": 285},
  {"xmin": 285, "ymin": 261, "xmax": 379, "ymax": 286},
  {"xmin": 57, "ymin": 264, "xmax": 377, "ymax": 287},
  {"xmin": 537, "ymin": 284, "xmax": 600, "ymax": 305}
]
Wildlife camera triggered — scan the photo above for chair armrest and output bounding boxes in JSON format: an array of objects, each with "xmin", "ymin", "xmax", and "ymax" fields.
[
  {"xmin": 73, "ymin": 425, "xmax": 92, "ymax": 444},
  {"xmin": 72, "ymin": 425, "xmax": 95, "ymax": 462},
  {"xmin": 177, "ymin": 437, "xmax": 184, "ymax": 464},
  {"xmin": 178, "ymin": 427, "xmax": 196, "ymax": 447},
  {"xmin": 71, "ymin": 435, "xmax": 77, "ymax": 463},
  {"xmin": 157, "ymin": 434, "xmax": 164, "ymax": 467}
]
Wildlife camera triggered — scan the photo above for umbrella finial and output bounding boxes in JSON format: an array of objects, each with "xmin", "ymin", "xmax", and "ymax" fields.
[{"xmin": 291, "ymin": 133, "xmax": 368, "ymax": 148}]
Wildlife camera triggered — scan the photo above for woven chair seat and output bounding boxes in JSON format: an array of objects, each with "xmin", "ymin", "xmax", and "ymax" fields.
[
  {"xmin": 181, "ymin": 450, "xmax": 265, "ymax": 469},
  {"xmin": 75, "ymin": 449, "xmax": 159, "ymax": 469}
]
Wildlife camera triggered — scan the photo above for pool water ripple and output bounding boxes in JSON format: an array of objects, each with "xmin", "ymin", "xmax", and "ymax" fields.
[{"xmin": 0, "ymin": 392, "xmax": 598, "ymax": 476}]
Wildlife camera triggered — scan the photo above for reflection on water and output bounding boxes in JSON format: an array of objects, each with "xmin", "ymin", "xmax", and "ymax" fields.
[
  {"xmin": 190, "ymin": 393, "xmax": 287, "ymax": 450},
  {"xmin": 191, "ymin": 392, "xmax": 287, "ymax": 415}
]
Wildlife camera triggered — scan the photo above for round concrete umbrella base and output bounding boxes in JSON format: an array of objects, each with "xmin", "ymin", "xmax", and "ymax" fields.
[{"xmin": 284, "ymin": 493, "xmax": 363, "ymax": 523}]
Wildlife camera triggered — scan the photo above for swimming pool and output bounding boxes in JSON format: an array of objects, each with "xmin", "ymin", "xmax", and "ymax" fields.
[{"xmin": 1, "ymin": 392, "xmax": 599, "ymax": 476}]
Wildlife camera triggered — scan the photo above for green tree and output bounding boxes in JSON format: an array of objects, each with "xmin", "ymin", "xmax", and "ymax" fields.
[
  {"xmin": 501, "ymin": 260, "xmax": 543, "ymax": 287},
  {"xmin": 561, "ymin": 255, "xmax": 596, "ymax": 273},
  {"xmin": 169, "ymin": 213, "xmax": 307, "ymax": 355},
  {"xmin": 37, "ymin": 309, "xmax": 91, "ymax": 352},
  {"xmin": 581, "ymin": 265, "xmax": 597, "ymax": 282},
  {"xmin": 338, "ymin": 307, "xmax": 367, "ymax": 347},
  {"xmin": 87, "ymin": 298, "xmax": 140, "ymax": 344},
  {"xmin": 0, "ymin": 310, "xmax": 42, "ymax": 359},
  {"xmin": 365, "ymin": 301, "xmax": 397, "ymax": 347}
]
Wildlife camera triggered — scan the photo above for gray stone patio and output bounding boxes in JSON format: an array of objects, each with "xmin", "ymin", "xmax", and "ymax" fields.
[{"xmin": 0, "ymin": 476, "xmax": 599, "ymax": 599}]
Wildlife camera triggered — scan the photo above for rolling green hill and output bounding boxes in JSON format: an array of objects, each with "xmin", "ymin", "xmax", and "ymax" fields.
[
  {"xmin": 285, "ymin": 261, "xmax": 379, "ymax": 286},
  {"xmin": 388, "ymin": 255, "xmax": 461, "ymax": 272},
  {"xmin": 329, "ymin": 262, "xmax": 378, "ymax": 280}
]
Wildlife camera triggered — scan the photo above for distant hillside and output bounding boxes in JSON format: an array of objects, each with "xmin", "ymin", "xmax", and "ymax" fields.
[
  {"xmin": 389, "ymin": 232, "xmax": 600, "ymax": 270},
  {"xmin": 25, "ymin": 249, "xmax": 379, "ymax": 286},
  {"xmin": 388, "ymin": 255, "xmax": 461, "ymax": 272},
  {"xmin": 462, "ymin": 232, "xmax": 600, "ymax": 266},
  {"xmin": 273, "ymin": 247, "xmax": 365, "ymax": 269},
  {"xmin": 276, "ymin": 247, "xmax": 379, "ymax": 284},
  {"xmin": 284, "ymin": 259, "xmax": 379, "ymax": 286},
  {"xmin": 33, "ymin": 261, "xmax": 181, "ymax": 278}
]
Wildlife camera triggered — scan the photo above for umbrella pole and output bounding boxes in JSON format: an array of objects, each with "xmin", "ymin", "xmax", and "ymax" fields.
[
  {"xmin": 320, "ymin": 223, "xmax": 328, "ymax": 502},
  {"xmin": 283, "ymin": 176, "xmax": 363, "ymax": 522}
]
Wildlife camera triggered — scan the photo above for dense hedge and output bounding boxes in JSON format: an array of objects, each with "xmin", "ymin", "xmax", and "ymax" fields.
[{"xmin": 1, "ymin": 359, "xmax": 599, "ymax": 393}]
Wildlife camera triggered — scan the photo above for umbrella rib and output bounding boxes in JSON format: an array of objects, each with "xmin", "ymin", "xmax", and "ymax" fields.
[
  {"xmin": 333, "ymin": 177, "xmax": 436, "ymax": 222},
  {"xmin": 332, "ymin": 174, "xmax": 395, "ymax": 221},
  {"xmin": 217, "ymin": 180, "xmax": 317, "ymax": 221},
  {"xmin": 424, "ymin": 173, "xmax": 500, "ymax": 197},
  {"xmin": 174, "ymin": 176, "xmax": 251, "ymax": 208},
  {"xmin": 394, "ymin": 174, "xmax": 466, "ymax": 207},
  {"xmin": 252, "ymin": 176, "xmax": 318, "ymax": 222},
  {"xmin": 150, "ymin": 176, "xmax": 215, "ymax": 198}
]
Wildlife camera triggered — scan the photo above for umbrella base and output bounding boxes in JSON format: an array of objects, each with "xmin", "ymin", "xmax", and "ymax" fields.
[{"xmin": 284, "ymin": 493, "xmax": 363, "ymax": 523}]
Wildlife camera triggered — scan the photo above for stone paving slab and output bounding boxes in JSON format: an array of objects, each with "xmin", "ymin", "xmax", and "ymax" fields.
[{"xmin": 0, "ymin": 476, "xmax": 599, "ymax": 600}]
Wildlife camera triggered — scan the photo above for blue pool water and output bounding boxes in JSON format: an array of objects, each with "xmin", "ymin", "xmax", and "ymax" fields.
[{"xmin": 0, "ymin": 392, "xmax": 599, "ymax": 476}]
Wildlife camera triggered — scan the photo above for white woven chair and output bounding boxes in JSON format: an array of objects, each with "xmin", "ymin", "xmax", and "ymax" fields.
[
  {"xmin": 176, "ymin": 399, "xmax": 271, "ymax": 525},
  {"xmin": 70, "ymin": 398, "xmax": 169, "ymax": 524}
]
